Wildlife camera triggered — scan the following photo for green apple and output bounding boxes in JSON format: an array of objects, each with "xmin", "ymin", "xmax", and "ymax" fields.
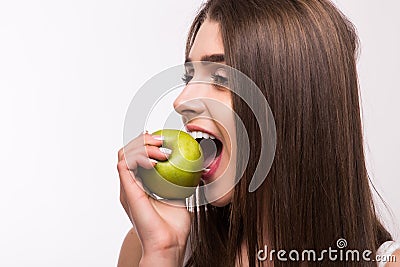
[{"xmin": 138, "ymin": 129, "xmax": 204, "ymax": 199}]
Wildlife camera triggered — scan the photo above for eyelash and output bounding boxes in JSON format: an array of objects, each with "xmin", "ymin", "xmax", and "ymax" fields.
[
  {"xmin": 211, "ymin": 74, "xmax": 228, "ymax": 86},
  {"xmin": 181, "ymin": 73, "xmax": 193, "ymax": 85},
  {"xmin": 181, "ymin": 73, "xmax": 228, "ymax": 86}
]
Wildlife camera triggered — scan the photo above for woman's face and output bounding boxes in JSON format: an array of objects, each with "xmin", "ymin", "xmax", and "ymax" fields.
[{"xmin": 173, "ymin": 19, "xmax": 236, "ymax": 207}]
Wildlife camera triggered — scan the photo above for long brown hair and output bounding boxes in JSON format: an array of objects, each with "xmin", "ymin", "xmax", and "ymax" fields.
[{"xmin": 184, "ymin": 1, "xmax": 393, "ymax": 266}]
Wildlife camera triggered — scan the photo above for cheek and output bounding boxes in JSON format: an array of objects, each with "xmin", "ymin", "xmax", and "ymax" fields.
[
  {"xmin": 207, "ymin": 89, "xmax": 232, "ymax": 111},
  {"xmin": 221, "ymin": 90, "xmax": 233, "ymax": 109},
  {"xmin": 221, "ymin": 108, "xmax": 236, "ymax": 164},
  {"xmin": 212, "ymin": 92, "xmax": 234, "ymax": 135}
]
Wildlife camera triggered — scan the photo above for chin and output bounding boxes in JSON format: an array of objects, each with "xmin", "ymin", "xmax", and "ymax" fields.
[{"xmin": 208, "ymin": 188, "xmax": 233, "ymax": 207}]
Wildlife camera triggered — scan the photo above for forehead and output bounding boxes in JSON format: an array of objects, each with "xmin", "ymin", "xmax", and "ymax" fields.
[{"xmin": 188, "ymin": 19, "xmax": 224, "ymax": 61}]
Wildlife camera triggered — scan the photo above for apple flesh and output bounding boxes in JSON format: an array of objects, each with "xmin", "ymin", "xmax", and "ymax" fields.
[{"xmin": 138, "ymin": 129, "xmax": 204, "ymax": 199}]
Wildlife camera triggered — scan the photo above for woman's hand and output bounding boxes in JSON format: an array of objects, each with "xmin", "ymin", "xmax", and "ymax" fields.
[{"xmin": 117, "ymin": 132, "xmax": 191, "ymax": 266}]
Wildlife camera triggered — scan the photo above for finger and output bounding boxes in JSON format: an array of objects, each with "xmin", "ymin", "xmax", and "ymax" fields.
[
  {"xmin": 117, "ymin": 160, "xmax": 159, "ymax": 230},
  {"xmin": 120, "ymin": 183, "xmax": 129, "ymax": 215},
  {"xmin": 125, "ymin": 144, "xmax": 171, "ymax": 163},
  {"xmin": 118, "ymin": 147, "xmax": 125, "ymax": 162},
  {"xmin": 126, "ymin": 203, "xmax": 137, "ymax": 231},
  {"xmin": 144, "ymin": 133, "xmax": 165, "ymax": 146},
  {"xmin": 124, "ymin": 133, "xmax": 164, "ymax": 152},
  {"xmin": 120, "ymin": 133, "xmax": 164, "ymax": 162},
  {"xmin": 124, "ymin": 153, "xmax": 157, "ymax": 171},
  {"xmin": 145, "ymin": 145, "xmax": 171, "ymax": 161},
  {"xmin": 120, "ymin": 176, "xmax": 146, "ymax": 227}
]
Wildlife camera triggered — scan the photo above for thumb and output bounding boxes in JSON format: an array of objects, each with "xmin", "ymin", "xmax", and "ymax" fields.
[{"xmin": 117, "ymin": 159, "xmax": 158, "ymax": 229}]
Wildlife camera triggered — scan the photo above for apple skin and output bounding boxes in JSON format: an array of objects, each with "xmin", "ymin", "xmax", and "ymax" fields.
[{"xmin": 137, "ymin": 129, "xmax": 204, "ymax": 199}]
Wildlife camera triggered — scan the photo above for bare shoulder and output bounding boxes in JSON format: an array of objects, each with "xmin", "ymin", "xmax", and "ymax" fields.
[
  {"xmin": 384, "ymin": 249, "xmax": 400, "ymax": 267},
  {"xmin": 117, "ymin": 227, "xmax": 142, "ymax": 267}
]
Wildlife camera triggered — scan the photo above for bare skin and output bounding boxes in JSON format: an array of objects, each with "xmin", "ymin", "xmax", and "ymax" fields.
[
  {"xmin": 117, "ymin": 228, "xmax": 142, "ymax": 267},
  {"xmin": 117, "ymin": 133, "xmax": 191, "ymax": 266},
  {"xmin": 117, "ymin": 18, "xmax": 400, "ymax": 267},
  {"xmin": 117, "ymin": 19, "xmax": 237, "ymax": 266}
]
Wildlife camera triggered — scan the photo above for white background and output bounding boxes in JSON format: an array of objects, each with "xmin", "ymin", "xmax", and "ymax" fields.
[{"xmin": 0, "ymin": 1, "xmax": 398, "ymax": 266}]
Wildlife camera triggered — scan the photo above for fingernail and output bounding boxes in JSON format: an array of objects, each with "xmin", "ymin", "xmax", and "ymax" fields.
[
  {"xmin": 149, "ymin": 158, "xmax": 158, "ymax": 164},
  {"xmin": 159, "ymin": 147, "xmax": 172, "ymax": 155},
  {"xmin": 152, "ymin": 135, "xmax": 165, "ymax": 141}
]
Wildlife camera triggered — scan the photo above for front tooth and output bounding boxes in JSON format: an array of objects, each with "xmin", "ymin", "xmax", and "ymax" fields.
[{"xmin": 189, "ymin": 131, "xmax": 215, "ymax": 139}]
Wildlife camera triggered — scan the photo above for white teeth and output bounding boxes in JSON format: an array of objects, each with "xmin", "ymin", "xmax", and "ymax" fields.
[
  {"xmin": 203, "ymin": 168, "xmax": 211, "ymax": 173},
  {"xmin": 188, "ymin": 131, "xmax": 215, "ymax": 140}
]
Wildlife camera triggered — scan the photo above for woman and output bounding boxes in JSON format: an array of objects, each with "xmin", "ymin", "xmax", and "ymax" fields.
[{"xmin": 117, "ymin": 0, "xmax": 400, "ymax": 266}]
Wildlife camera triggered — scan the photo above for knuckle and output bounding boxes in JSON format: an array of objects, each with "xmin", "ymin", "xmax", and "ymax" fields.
[
  {"xmin": 118, "ymin": 148, "xmax": 124, "ymax": 160},
  {"xmin": 140, "ymin": 132, "xmax": 149, "ymax": 141},
  {"xmin": 143, "ymin": 135, "xmax": 151, "ymax": 145},
  {"xmin": 146, "ymin": 145, "xmax": 159, "ymax": 155},
  {"xmin": 117, "ymin": 160, "xmax": 126, "ymax": 172},
  {"xmin": 144, "ymin": 145, "xmax": 152, "ymax": 155}
]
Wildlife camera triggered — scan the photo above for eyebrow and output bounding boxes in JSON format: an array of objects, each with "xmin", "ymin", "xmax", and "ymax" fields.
[{"xmin": 185, "ymin": 54, "xmax": 225, "ymax": 64}]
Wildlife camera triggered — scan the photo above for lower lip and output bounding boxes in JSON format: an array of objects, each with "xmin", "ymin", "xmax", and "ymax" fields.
[{"xmin": 201, "ymin": 149, "xmax": 223, "ymax": 181}]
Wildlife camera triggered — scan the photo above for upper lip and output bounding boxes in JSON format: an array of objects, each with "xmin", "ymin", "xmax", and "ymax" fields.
[{"xmin": 185, "ymin": 124, "xmax": 221, "ymax": 141}]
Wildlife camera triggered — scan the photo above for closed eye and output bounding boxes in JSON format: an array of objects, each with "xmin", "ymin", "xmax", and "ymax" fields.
[{"xmin": 210, "ymin": 74, "xmax": 228, "ymax": 86}]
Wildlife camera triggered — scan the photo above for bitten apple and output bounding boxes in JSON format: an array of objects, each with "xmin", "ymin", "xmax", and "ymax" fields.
[{"xmin": 138, "ymin": 129, "xmax": 204, "ymax": 199}]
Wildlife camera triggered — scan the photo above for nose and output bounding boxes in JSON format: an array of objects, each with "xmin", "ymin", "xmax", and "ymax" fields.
[{"xmin": 173, "ymin": 84, "xmax": 207, "ymax": 124}]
